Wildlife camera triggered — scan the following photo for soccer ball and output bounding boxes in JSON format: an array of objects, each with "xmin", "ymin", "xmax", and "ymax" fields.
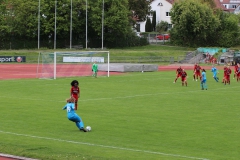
[{"xmin": 86, "ymin": 126, "xmax": 91, "ymax": 132}]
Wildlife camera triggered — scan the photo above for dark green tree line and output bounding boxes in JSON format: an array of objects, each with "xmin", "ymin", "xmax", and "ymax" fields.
[
  {"xmin": 170, "ymin": 0, "xmax": 240, "ymax": 47},
  {"xmin": 0, "ymin": 0, "xmax": 149, "ymax": 49}
]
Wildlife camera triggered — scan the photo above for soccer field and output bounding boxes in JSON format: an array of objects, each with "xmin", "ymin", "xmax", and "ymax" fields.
[{"xmin": 0, "ymin": 71, "xmax": 239, "ymax": 160}]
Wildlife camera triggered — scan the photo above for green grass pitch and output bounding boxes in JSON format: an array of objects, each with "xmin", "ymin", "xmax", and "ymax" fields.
[{"xmin": 0, "ymin": 71, "xmax": 239, "ymax": 160}]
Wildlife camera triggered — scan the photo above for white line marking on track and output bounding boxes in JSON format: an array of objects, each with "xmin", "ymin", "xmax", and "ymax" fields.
[{"xmin": 0, "ymin": 130, "xmax": 209, "ymax": 160}]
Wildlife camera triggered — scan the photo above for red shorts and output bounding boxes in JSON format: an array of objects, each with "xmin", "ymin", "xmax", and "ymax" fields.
[
  {"xmin": 72, "ymin": 94, "xmax": 78, "ymax": 102},
  {"xmin": 237, "ymin": 73, "xmax": 240, "ymax": 77},
  {"xmin": 177, "ymin": 73, "xmax": 181, "ymax": 77},
  {"xmin": 195, "ymin": 71, "xmax": 201, "ymax": 76},
  {"xmin": 225, "ymin": 75, "xmax": 230, "ymax": 81},
  {"xmin": 181, "ymin": 77, "xmax": 187, "ymax": 82}
]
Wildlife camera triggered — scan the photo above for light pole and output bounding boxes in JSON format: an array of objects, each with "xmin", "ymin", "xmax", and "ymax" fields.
[
  {"xmin": 86, "ymin": 0, "xmax": 87, "ymax": 49},
  {"xmin": 38, "ymin": 0, "xmax": 40, "ymax": 49},
  {"xmin": 70, "ymin": 0, "xmax": 72, "ymax": 49},
  {"xmin": 54, "ymin": 0, "xmax": 57, "ymax": 49},
  {"xmin": 102, "ymin": 0, "xmax": 104, "ymax": 50}
]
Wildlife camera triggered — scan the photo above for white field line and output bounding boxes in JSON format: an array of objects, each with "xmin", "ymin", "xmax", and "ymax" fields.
[
  {"xmin": 0, "ymin": 86, "xmax": 239, "ymax": 103},
  {"xmin": 0, "ymin": 153, "xmax": 38, "ymax": 160},
  {"xmin": 0, "ymin": 130, "xmax": 209, "ymax": 160}
]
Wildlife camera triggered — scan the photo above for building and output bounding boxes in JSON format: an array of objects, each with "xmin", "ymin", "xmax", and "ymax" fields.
[
  {"xmin": 136, "ymin": 0, "xmax": 238, "ymax": 33},
  {"xmin": 136, "ymin": 0, "xmax": 174, "ymax": 32},
  {"xmin": 218, "ymin": 0, "xmax": 240, "ymax": 13}
]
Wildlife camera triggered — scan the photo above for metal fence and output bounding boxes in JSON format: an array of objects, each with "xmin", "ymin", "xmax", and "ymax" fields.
[
  {"xmin": 141, "ymin": 33, "xmax": 170, "ymax": 45},
  {"xmin": 111, "ymin": 56, "xmax": 175, "ymax": 64}
]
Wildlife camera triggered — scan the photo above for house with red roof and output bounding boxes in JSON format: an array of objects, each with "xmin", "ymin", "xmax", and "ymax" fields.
[
  {"xmin": 136, "ymin": 0, "xmax": 174, "ymax": 32},
  {"xmin": 136, "ymin": 0, "xmax": 238, "ymax": 33},
  {"xmin": 218, "ymin": 0, "xmax": 240, "ymax": 12}
]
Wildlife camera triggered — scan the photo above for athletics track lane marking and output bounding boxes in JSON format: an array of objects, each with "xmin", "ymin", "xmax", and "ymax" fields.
[{"xmin": 0, "ymin": 130, "xmax": 209, "ymax": 160}]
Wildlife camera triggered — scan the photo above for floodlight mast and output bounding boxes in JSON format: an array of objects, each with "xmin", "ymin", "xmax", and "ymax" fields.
[
  {"xmin": 38, "ymin": 0, "xmax": 40, "ymax": 49},
  {"xmin": 102, "ymin": 0, "xmax": 104, "ymax": 50},
  {"xmin": 54, "ymin": 0, "xmax": 57, "ymax": 49},
  {"xmin": 86, "ymin": 0, "xmax": 88, "ymax": 49},
  {"xmin": 70, "ymin": 0, "xmax": 72, "ymax": 49}
]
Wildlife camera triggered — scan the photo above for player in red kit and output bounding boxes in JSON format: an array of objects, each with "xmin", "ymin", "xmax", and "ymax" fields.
[
  {"xmin": 181, "ymin": 69, "xmax": 188, "ymax": 87},
  {"xmin": 233, "ymin": 63, "xmax": 239, "ymax": 80},
  {"xmin": 193, "ymin": 63, "xmax": 197, "ymax": 81},
  {"xmin": 237, "ymin": 63, "xmax": 240, "ymax": 82},
  {"xmin": 222, "ymin": 65, "xmax": 227, "ymax": 83},
  {"xmin": 194, "ymin": 64, "xmax": 202, "ymax": 81},
  {"xmin": 224, "ymin": 66, "xmax": 232, "ymax": 85},
  {"xmin": 70, "ymin": 80, "xmax": 80, "ymax": 110},
  {"xmin": 174, "ymin": 66, "xmax": 183, "ymax": 83}
]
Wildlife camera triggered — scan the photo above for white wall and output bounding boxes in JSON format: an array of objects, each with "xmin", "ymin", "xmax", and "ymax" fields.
[{"xmin": 137, "ymin": 0, "xmax": 173, "ymax": 32}]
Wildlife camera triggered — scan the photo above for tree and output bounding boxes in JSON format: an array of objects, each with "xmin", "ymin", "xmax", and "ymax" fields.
[
  {"xmin": 152, "ymin": 11, "xmax": 156, "ymax": 31},
  {"xmin": 170, "ymin": 0, "xmax": 220, "ymax": 46},
  {"xmin": 213, "ymin": 11, "xmax": 240, "ymax": 47},
  {"xmin": 200, "ymin": 0, "xmax": 216, "ymax": 8},
  {"xmin": 10, "ymin": 0, "xmax": 39, "ymax": 38},
  {"xmin": 0, "ymin": 1, "xmax": 14, "ymax": 41},
  {"xmin": 88, "ymin": 0, "xmax": 132, "ymax": 47},
  {"xmin": 156, "ymin": 21, "xmax": 168, "ymax": 33},
  {"xmin": 0, "ymin": 0, "xmax": 148, "ymax": 49},
  {"xmin": 145, "ymin": 17, "xmax": 152, "ymax": 32},
  {"xmin": 128, "ymin": 0, "xmax": 151, "ymax": 22}
]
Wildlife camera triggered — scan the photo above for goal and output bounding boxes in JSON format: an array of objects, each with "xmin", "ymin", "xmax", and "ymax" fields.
[{"xmin": 37, "ymin": 51, "xmax": 110, "ymax": 79}]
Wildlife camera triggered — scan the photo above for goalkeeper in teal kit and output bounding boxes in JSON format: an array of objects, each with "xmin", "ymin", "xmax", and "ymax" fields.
[
  {"xmin": 62, "ymin": 98, "xmax": 87, "ymax": 132},
  {"xmin": 211, "ymin": 65, "xmax": 219, "ymax": 82},
  {"xmin": 92, "ymin": 61, "xmax": 98, "ymax": 78}
]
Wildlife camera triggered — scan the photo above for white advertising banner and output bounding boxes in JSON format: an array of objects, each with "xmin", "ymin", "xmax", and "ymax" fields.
[{"xmin": 63, "ymin": 57, "xmax": 104, "ymax": 63}]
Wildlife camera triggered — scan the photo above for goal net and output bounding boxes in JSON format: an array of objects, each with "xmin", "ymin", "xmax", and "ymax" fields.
[{"xmin": 37, "ymin": 51, "xmax": 110, "ymax": 79}]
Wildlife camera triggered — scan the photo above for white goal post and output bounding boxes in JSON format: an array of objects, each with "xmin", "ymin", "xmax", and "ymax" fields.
[{"xmin": 37, "ymin": 51, "xmax": 110, "ymax": 79}]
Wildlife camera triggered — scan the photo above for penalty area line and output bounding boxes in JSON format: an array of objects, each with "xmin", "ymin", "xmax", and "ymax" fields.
[{"xmin": 0, "ymin": 130, "xmax": 209, "ymax": 160}]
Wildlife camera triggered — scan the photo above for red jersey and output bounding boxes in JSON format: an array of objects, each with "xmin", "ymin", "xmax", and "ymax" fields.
[
  {"xmin": 176, "ymin": 68, "xmax": 183, "ymax": 74},
  {"xmin": 234, "ymin": 65, "xmax": 238, "ymax": 72},
  {"xmin": 223, "ymin": 67, "xmax": 228, "ymax": 76},
  {"xmin": 71, "ymin": 86, "xmax": 80, "ymax": 96},
  {"xmin": 195, "ymin": 66, "xmax": 201, "ymax": 72},
  {"xmin": 226, "ymin": 68, "xmax": 232, "ymax": 76},
  {"xmin": 181, "ymin": 71, "xmax": 187, "ymax": 78}
]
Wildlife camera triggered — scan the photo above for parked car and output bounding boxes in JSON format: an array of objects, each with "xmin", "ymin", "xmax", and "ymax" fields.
[{"xmin": 155, "ymin": 34, "xmax": 170, "ymax": 40}]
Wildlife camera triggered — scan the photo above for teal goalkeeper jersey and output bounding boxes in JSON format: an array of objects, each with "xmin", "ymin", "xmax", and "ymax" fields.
[
  {"xmin": 62, "ymin": 102, "xmax": 76, "ymax": 119},
  {"xmin": 92, "ymin": 63, "xmax": 98, "ymax": 71},
  {"xmin": 202, "ymin": 72, "xmax": 207, "ymax": 80}
]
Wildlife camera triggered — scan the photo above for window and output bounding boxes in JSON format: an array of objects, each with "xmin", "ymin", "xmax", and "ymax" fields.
[
  {"xmin": 136, "ymin": 24, "xmax": 140, "ymax": 32},
  {"xmin": 230, "ymin": 5, "xmax": 237, "ymax": 8},
  {"xmin": 166, "ymin": 12, "xmax": 170, "ymax": 16}
]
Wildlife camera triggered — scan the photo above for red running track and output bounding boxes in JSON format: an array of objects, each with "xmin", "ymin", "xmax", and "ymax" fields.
[
  {"xmin": 0, "ymin": 64, "xmax": 121, "ymax": 80},
  {"xmin": 0, "ymin": 63, "xmax": 229, "ymax": 80}
]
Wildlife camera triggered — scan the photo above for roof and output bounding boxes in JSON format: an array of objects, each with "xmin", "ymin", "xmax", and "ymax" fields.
[
  {"xmin": 214, "ymin": 0, "xmax": 229, "ymax": 11},
  {"xmin": 166, "ymin": 0, "xmax": 175, "ymax": 4}
]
